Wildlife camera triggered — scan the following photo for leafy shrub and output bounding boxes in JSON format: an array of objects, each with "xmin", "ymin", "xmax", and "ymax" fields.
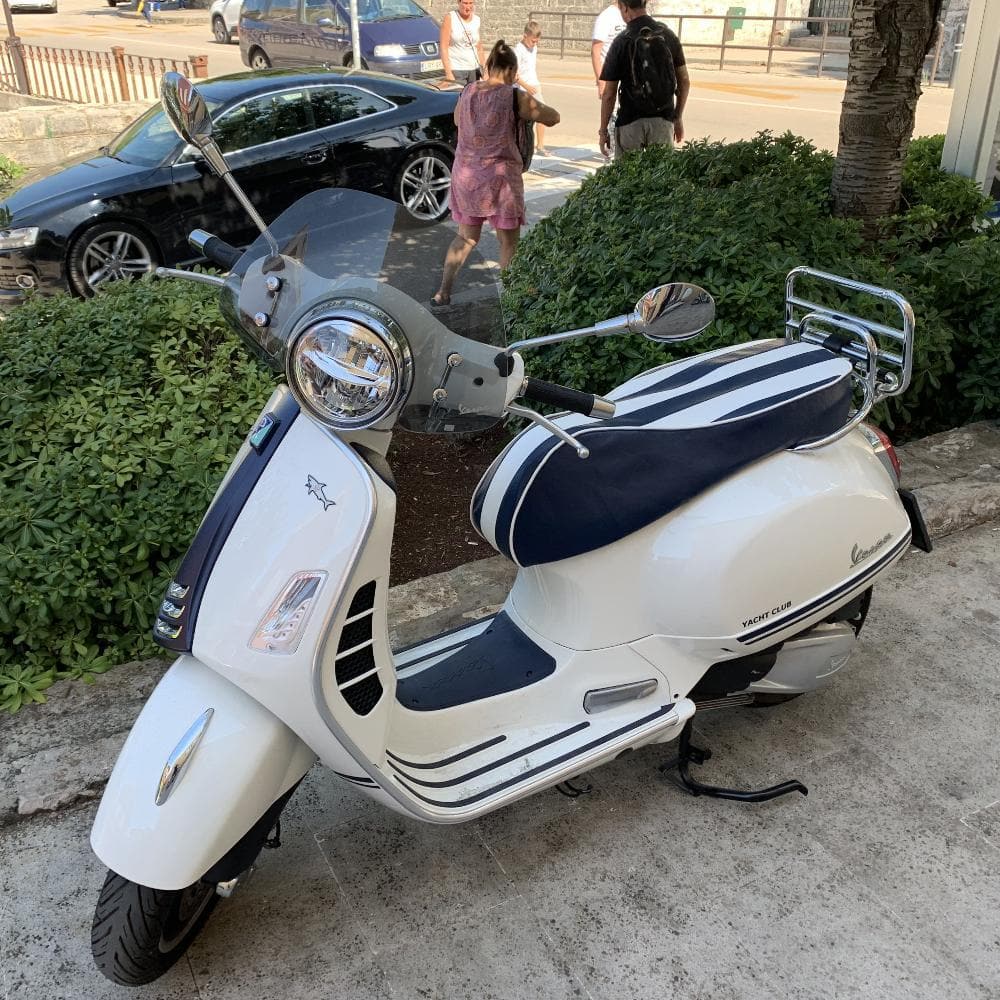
[
  {"xmin": 503, "ymin": 131, "xmax": 1000, "ymax": 436},
  {"xmin": 0, "ymin": 154, "xmax": 26, "ymax": 199},
  {"xmin": 0, "ymin": 279, "xmax": 275, "ymax": 710}
]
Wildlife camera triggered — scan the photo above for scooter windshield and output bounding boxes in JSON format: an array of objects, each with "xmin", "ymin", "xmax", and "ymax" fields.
[{"xmin": 226, "ymin": 188, "xmax": 507, "ymax": 434}]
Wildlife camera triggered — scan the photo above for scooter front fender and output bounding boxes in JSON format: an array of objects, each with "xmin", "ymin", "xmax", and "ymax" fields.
[{"xmin": 91, "ymin": 655, "xmax": 316, "ymax": 890}]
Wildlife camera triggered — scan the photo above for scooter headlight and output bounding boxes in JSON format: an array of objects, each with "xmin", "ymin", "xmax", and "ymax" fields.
[{"xmin": 287, "ymin": 311, "xmax": 411, "ymax": 429}]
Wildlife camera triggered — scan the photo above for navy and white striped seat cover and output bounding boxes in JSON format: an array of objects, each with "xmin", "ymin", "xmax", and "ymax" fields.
[{"xmin": 471, "ymin": 339, "xmax": 853, "ymax": 567}]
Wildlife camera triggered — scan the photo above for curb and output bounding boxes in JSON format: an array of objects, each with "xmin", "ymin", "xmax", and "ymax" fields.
[{"xmin": 1, "ymin": 420, "xmax": 998, "ymax": 827}]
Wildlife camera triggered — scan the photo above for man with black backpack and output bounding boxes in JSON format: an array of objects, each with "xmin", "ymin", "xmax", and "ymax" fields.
[{"xmin": 598, "ymin": 0, "xmax": 689, "ymax": 159}]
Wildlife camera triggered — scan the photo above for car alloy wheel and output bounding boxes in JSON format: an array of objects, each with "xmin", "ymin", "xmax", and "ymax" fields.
[
  {"xmin": 69, "ymin": 224, "xmax": 157, "ymax": 297},
  {"xmin": 250, "ymin": 49, "xmax": 271, "ymax": 70},
  {"xmin": 212, "ymin": 15, "xmax": 230, "ymax": 43},
  {"xmin": 397, "ymin": 150, "xmax": 452, "ymax": 223}
]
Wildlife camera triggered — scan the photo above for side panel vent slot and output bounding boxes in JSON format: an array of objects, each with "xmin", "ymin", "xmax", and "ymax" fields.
[
  {"xmin": 335, "ymin": 580, "xmax": 382, "ymax": 715},
  {"xmin": 341, "ymin": 673, "xmax": 384, "ymax": 716},
  {"xmin": 347, "ymin": 581, "xmax": 376, "ymax": 617}
]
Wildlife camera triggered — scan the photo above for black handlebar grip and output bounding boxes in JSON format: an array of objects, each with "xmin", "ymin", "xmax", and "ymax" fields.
[
  {"xmin": 201, "ymin": 236, "xmax": 243, "ymax": 271},
  {"xmin": 522, "ymin": 377, "xmax": 606, "ymax": 417}
]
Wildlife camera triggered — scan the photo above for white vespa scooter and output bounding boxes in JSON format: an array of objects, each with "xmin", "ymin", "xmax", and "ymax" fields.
[{"xmin": 89, "ymin": 74, "xmax": 931, "ymax": 986}]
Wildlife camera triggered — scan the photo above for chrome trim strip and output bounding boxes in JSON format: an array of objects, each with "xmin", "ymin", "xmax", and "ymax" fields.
[{"xmin": 155, "ymin": 708, "xmax": 214, "ymax": 806}]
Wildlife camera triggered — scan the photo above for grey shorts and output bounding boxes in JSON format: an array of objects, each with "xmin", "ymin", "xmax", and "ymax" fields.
[{"xmin": 614, "ymin": 117, "xmax": 674, "ymax": 158}]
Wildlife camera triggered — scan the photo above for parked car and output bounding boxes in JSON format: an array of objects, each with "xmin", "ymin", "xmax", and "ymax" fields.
[
  {"xmin": 0, "ymin": 68, "xmax": 457, "ymax": 303},
  {"xmin": 240, "ymin": 0, "xmax": 443, "ymax": 78},
  {"xmin": 211, "ymin": 0, "xmax": 242, "ymax": 44},
  {"xmin": 9, "ymin": 0, "xmax": 58, "ymax": 12}
]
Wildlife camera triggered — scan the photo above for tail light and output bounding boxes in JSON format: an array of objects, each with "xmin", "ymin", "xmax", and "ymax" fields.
[{"xmin": 862, "ymin": 423, "xmax": 901, "ymax": 483}]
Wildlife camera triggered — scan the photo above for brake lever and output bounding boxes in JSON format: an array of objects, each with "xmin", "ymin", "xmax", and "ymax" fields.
[{"xmin": 506, "ymin": 403, "xmax": 589, "ymax": 459}]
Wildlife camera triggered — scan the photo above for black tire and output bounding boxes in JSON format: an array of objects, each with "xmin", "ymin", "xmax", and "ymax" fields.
[
  {"xmin": 750, "ymin": 692, "xmax": 804, "ymax": 707},
  {"xmin": 107, "ymin": 0, "xmax": 118, "ymax": 5},
  {"xmin": 249, "ymin": 47, "xmax": 271, "ymax": 70},
  {"xmin": 67, "ymin": 221, "xmax": 158, "ymax": 298},
  {"xmin": 395, "ymin": 147, "xmax": 453, "ymax": 223},
  {"xmin": 212, "ymin": 15, "xmax": 231, "ymax": 43},
  {"xmin": 91, "ymin": 871, "xmax": 218, "ymax": 986}
]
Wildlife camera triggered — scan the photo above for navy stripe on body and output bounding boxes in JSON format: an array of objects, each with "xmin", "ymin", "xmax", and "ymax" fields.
[
  {"xmin": 393, "ymin": 705, "xmax": 674, "ymax": 808},
  {"xmin": 737, "ymin": 532, "xmax": 911, "ymax": 644}
]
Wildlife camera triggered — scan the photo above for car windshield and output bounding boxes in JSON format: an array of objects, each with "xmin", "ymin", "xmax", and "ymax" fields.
[
  {"xmin": 108, "ymin": 99, "xmax": 224, "ymax": 167},
  {"xmin": 227, "ymin": 188, "xmax": 506, "ymax": 434},
  {"xmin": 351, "ymin": 0, "xmax": 427, "ymax": 22}
]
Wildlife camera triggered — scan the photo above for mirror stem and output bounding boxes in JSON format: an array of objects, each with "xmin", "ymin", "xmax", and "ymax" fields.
[
  {"xmin": 505, "ymin": 313, "xmax": 638, "ymax": 356},
  {"xmin": 219, "ymin": 170, "xmax": 280, "ymax": 259}
]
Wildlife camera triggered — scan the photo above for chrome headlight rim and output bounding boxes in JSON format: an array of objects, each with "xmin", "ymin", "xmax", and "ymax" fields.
[{"xmin": 286, "ymin": 301, "xmax": 413, "ymax": 431}]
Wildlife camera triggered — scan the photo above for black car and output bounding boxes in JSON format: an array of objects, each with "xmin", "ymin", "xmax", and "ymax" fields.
[{"xmin": 0, "ymin": 68, "xmax": 458, "ymax": 302}]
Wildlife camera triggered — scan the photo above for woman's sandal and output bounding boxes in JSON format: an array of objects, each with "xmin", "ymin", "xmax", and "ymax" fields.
[{"xmin": 430, "ymin": 294, "xmax": 451, "ymax": 308}]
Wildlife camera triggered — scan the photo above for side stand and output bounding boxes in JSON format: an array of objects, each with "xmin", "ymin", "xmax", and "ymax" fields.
[{"xmin": 659, "ymin": 720, "xmax": 808, "ymax": 803}]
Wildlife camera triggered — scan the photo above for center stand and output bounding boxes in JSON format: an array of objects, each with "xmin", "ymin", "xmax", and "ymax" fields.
[{"xmin": 659, "ymin": 720, "xmax": 808, "ymax": 803}]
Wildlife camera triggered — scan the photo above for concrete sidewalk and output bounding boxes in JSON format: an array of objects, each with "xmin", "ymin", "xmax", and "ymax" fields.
[{"xmin": 0, "ymin": 422, "xmax": 999, "ymax": 999}]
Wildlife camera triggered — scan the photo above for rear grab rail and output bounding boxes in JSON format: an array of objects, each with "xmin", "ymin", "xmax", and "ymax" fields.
[{"xmin": 784, "ymin": 267, "xmax": 915, "ymax": 451}]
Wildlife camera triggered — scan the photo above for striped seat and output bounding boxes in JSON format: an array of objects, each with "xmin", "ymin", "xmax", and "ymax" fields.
[{"xmin": 471, "ymin": 339, "xmax": 853, "ymax": 567}]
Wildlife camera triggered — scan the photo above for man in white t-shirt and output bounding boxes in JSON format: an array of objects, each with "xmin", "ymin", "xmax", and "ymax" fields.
[
  {"xmin": 592, "ymin": 1, "xmax": 625, "ymax": 98},
  {"xmin": 515, "ymin": 20, "xmax": 549, "ymax": 155}
]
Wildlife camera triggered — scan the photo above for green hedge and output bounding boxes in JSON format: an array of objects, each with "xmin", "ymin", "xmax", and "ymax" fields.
[
  {"xmin": 0, "ymin": 155, "xmax": 26, "ymax": 200},
  {"xmin": 0, "ymin": 280, "xmax": 275, "ymax": 710},
  {"xmin": 2, "ymin": 133, "xmax": 998, "ymax": 709},
  {"xmin": 503, "ymin": 132, "xmax": 1000, "ymax": 433}
]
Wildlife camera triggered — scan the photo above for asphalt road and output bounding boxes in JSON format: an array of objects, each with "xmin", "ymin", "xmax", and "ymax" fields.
[{"xmin": 8, "ymin": 0, "xmax": 955, "ymax": 154}]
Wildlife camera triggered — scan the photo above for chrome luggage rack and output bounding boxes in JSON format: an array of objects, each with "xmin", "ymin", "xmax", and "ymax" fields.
[{"xmin": 785, "ymin": 266, "xmax": 915, "ymax": 451}]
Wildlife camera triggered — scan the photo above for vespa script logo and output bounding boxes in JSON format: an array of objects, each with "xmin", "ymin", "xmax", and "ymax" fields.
[
  {"xmin": 851, "ymin": 532, "xmax": 892, "ymax": 566},
  {"xmin": 306, "ymin": 475, "xmax": 336, "ymax": 511}
]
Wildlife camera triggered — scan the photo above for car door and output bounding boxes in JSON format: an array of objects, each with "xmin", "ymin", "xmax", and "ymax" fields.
[
  {"xmin": 259, "ymin": 0, "xmax": 302, "ymax": 66},
  {"xmin": 167, "ymin": 87, "xmax": 338, "ymax": 254},
  {"xmin": 306, "ymin": 83, "xmax": 399, "ymax": 196},
  {"xmin": 297, "ymin": 0, "xmax": 349, "ymax": 67}
]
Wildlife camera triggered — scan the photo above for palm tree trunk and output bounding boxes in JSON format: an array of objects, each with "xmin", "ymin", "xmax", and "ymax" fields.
[{"xmin": 831, "ymin": 0, "xmax": 943, "ymax": 231}]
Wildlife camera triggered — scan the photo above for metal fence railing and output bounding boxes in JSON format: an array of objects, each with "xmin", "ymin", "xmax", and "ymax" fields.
[
  {"xmin": 0, "ymin": 41, "xmax": 207, "ymax": 104},
  {"xmin": 528, "ymin": 11, "xmax": 952, "ymax": 85}
]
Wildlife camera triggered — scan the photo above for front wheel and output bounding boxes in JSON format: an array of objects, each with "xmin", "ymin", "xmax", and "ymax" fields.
[
  {"xmin": 396, "ymin": 148, "xmax": 452, "ymax": 223},
  {"xmin": 67, "ymin": 221, "xmax": 158, "ymax": 297},
  {"xmin": 249, "ymin": 47, "xmax": 271, "ymax": 69},
  {"xmin": 91, "ymin": 871, "xmax": 218, "ymax": 986}
]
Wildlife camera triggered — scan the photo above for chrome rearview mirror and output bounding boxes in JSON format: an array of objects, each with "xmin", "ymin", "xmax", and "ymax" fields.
[
  {"xmin": 160, "ymin": 72, "xmax": 279, "ymax": 257},
  {"xmin": 161, "ymin": 71, "xmax": 227, "ymax": 175},
  {"xmin": 633, "ymin": 283, "xmax": 715, "ymax": 342}
]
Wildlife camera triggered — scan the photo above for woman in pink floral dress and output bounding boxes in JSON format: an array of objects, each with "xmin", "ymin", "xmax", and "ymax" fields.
[{"xmin": 433, "ymin": 40, "xmax": 560, "ymax": 305}]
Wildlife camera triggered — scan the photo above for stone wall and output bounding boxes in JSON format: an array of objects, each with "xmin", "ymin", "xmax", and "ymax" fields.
[{"xmin": 0, "ymin": 101, "xmax": 152, "ymax": 171}]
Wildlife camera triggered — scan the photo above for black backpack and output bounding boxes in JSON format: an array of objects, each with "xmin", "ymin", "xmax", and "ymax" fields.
[{"xmin": 623, "ymin": 24, "xmax": 677, "ymax": 118}]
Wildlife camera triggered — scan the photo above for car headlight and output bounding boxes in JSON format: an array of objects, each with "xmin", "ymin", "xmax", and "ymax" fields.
[
  {"xmin": 373, "ymin": 43, "xmax": 407, "ymax": 58},
  {"xmin": 0, "ymin": 227, "xmax": 39, "ymax": 251},
  {"xmin": 287, "ymin": 310, "xmax": 412, "ymax": 429}
]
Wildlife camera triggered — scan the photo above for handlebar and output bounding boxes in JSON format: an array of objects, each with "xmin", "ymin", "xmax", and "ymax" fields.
[
  {"xmin": 521, "ymin": 377, "xmax": 616, "ymax": 419},
  {"xmin": 188, "ymin": 229, "xmax": 242, "ymax": 271}
]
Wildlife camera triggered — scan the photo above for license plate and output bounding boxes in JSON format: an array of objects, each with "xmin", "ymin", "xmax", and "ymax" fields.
[{"xmin": 421, "ymin": 59, "xmax": 443, "ymax": 72}]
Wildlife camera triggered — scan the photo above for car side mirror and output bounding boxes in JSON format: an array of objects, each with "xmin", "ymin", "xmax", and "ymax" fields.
[
  {"xmin": 633, "ymin": 283, "xmax": 715, "ymax": 342},
  {"xmin": 160, "ymin": 71, "xmax": 229, "ymax": 179}
]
